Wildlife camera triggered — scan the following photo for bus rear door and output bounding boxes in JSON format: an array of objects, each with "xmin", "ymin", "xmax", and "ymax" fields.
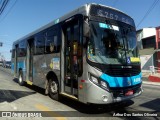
[{"xmin": 26, "ymin": 38, "xmax": 34, "ymax": 85}]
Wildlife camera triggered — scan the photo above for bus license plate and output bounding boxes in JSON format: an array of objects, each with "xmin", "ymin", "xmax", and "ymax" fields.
[{"xmin": 125, "ymin": 90, "xmax": 133, "ymax": 96}]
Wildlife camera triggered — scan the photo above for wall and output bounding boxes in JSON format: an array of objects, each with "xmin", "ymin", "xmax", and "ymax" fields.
[
  {"xmin": 137, "ymin": 30, "xmax": 143, "ymax": 49},
  {"xmin": 140, "ymin": 55, "xmax": 153, "ymax": 72},
  {"xmin": 142, "ymin": 36, "xmax": 156, "ymax": 49},
  {"xmin": 137, "ymin": 28, "xmax": 156, "ymax": 50},
  {"xmin": 156, "ymin": 27, "xmax": 160, "ymax": 49},
  {"xmin": 142, "ymin": 28, "xmax": 156, "ymax": 39}
]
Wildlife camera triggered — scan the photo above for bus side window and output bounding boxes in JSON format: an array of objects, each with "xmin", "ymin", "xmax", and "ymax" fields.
[
  {"xmin": 45, "ymin": 27, "xmax": 60, "ymax": 54},
  {"xmin": 12, "ymin": 49, "xmax": 15, "ymax": 58},
  {"xmin": 35, "ymin": 33, "xmax": 45, "ymax": 55},
  {"xmin": 53, "ymin": 36, "xmax": 60, "ymax": 53},
  {"xmin": 18, "ymin": 40, "xmax": 27, "ymax": 57},
  {"xmin": 45, "ymin": 35, "xmax": 54, "ymax": 53},
  {"xmin": 45, "ymin": 35, "xmax": 58, "ymax": 53}
]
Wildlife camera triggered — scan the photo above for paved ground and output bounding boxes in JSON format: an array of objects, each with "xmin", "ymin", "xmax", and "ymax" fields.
[{"xmin": 0, "ymin": 67, "xmax": 160, "ymax": 120}]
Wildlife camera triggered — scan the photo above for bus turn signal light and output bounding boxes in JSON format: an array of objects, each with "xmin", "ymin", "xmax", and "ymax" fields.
[{"xmin": 79, "ymin": 85, "xmax": 83, "ymax": 89}]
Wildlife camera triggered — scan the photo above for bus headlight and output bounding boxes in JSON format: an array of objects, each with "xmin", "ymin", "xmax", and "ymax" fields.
[
  {"xmin": 101, "ymin": 81, "xmax": 108, "ymax": 88},
  {"xmin": 91, "ymin": 75, "xmax": 99, "ymax": 84},
  {"xmin": 89, "ymin": 73, "xmax": 109, "ymax": 91}
]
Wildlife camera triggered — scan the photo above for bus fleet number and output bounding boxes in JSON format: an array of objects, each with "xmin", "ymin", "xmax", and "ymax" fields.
[{"xmin": 97, "ymin": 9, "xmax": 130, "ymax": 24}]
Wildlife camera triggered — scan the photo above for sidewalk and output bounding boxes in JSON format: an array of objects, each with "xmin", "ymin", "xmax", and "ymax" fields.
[{"xmin": 142, "ymin": 72, "xmax": 160, "ymax": 85}]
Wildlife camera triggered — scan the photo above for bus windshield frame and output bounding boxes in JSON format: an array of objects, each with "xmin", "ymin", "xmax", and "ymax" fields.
[{"xmin": 87, "ymin": 20, "xmax": 139, "ymax": 65}]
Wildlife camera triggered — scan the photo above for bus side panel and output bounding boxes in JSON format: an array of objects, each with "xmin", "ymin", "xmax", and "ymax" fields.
[
  {"xmin": 45, "ymin": 53, "xmax": 61, "ymax": 85},
  {"xmin": 33, "ymin": 54, "xmax": 46, "ymax": 88},
  {"xmin": 17, "ymin": 57, "xmax": 26, "ymax": 80},
  {"xmin": 11, "ymin": 58, "xmax": 15, "ymax": 75},
  {"xmin": 77, "ymin": 49, "xmax": 88, "ymax": 103},
  {"xmin": 32, "ymin": 53, "xmax": 61, "ymax": 89}
]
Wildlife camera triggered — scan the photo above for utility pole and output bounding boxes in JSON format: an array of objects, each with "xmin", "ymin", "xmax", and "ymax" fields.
[{"xmin": 0, "ymin": 42, "xmax": 3, "ymax": 47}]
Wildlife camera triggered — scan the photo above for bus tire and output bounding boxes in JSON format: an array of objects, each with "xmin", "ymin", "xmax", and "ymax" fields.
[
  {"xmin": 48, "ymin": 79, "xmax": 60, "ymax": 101},
  {"xmin": 18, "ymin": 70, "xmax": 25, "ymax": 86}
]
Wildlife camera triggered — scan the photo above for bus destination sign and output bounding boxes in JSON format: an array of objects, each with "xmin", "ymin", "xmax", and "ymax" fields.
[{"xmin": 90, "ymin": 5, "xmax": 135, "ymax": 27}]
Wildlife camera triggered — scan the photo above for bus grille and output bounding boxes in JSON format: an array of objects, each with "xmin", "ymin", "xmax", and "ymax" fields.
[
  {"xmin": 109, "ymin": 84, "xmax": 141, "ymax": 98},
  {"xmin": 104, "ymin": 66, "xmax": 141, "ymax": 77}
]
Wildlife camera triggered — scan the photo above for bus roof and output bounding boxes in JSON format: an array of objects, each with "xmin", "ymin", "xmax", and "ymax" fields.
[{"xmin": 13, "ymin": 3, "xmax": 133, "ymax": 45}]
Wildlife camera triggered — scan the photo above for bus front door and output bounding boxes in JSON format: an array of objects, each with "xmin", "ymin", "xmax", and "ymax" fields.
[
  {"xmin": 62, "ymin": 18, "xmax": 82, "ymax": 97},
  {"xmin": 26, "ymin": 39, "xmax": 34, "ymax": 85}
]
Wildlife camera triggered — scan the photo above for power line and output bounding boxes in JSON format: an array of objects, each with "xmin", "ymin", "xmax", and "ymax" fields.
[
  {"xmin": 0, "ymin": 0, "xmax": 9, "ymax": 16},
  {"xmin": 136, "ymin": 0, "xmax": 160, "ymax": 28},
  {"xmin": 0, "ymin": 0, "xmax": 17, "ymax": 22},
  {"xmin": 0, "ymin": 0, "xmax": 7, "ymax": 15}
]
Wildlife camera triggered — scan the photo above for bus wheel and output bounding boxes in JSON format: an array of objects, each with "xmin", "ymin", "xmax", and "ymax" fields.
[
  {"xmin": 18, "ymin": 70, "xmax": 25, "ymax": 86},
  {"xmin": 48, "ymin": 79, "xmax": 60, "ymax": 101}
]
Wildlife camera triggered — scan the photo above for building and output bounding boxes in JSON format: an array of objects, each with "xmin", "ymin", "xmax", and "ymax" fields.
[
  {"xmin": 136, "ymin": 28, "xmax": 156, "ymax": 72},
  {"xmin": 155, "ymin": 26, "xmax": 160, "ymax": 71},
  {"xmin": 156, "ymin": 26, "xmax": 160, "ymax": 49},
  {"xmin": 137, "ymin": 28, "xmax": 156, "ymax": 50}
]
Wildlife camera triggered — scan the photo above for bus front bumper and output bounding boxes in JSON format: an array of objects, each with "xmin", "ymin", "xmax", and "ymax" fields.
[
  {"xmin": 85, "ymin": 80, "xmax": 143, "ymax": 104},
  {"xmin": 113, "ymin": 88, "xmax": 142, "ymax": 103}
]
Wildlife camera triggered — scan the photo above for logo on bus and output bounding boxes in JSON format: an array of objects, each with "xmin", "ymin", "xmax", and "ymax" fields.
[
  {"xmin": 133, "ymin": 78, "xmax": 141, "ymax": 83},
  {"xmin": 127, "ymin": 80, "xmax": 131, "ymax": 86},
  {"xmin": 127, "ymin": 57, "xmax": 131, "ymax": 64}
]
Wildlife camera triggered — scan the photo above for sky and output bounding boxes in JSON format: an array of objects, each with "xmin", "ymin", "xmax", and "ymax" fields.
[{"xmin": 0, "ymin": 0, "xmax": 160, "ymax": 61}]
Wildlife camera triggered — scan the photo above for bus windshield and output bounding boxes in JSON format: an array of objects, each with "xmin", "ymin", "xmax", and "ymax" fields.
[{"xmin": 87, "ymin": 21, "xmax": 139, "ymax": 65}]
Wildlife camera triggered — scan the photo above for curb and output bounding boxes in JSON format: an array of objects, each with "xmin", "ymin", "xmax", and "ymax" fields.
[
  {"xmin": 148, "ymin": 75, "xmax": 160, "ymax": 82},
  {"xmin": 143, "ymin": 81, "xmax": 160, "ymax": 86}
]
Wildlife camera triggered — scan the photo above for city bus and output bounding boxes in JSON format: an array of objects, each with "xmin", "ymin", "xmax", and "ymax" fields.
[{"xmin": 11, "ymin": 3, "xmax": 142, "ymax": 104}]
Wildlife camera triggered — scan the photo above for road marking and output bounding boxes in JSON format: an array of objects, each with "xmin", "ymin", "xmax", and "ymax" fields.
[{"xmin": 35, "ymin": 104, "xmax": 67, "ymax": 120}]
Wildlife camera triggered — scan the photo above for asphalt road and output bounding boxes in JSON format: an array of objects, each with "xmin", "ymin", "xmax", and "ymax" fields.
[{"xmin": 0, "ymin": 67, "xmax": 160, "ymax": 120}]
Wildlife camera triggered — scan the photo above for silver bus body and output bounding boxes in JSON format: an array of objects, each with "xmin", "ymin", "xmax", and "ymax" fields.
[{"xmin": 11, "ymin": 3, "xmax": 142, "ymax": 104}]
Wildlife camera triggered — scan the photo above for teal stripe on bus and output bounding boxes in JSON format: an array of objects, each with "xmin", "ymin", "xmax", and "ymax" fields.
[
  {"xmin": 17, "ymin": 61, "xmax": 25, "ymax": 70},
  {"xmin": 100, "ymin": 73, "xmax": 142, "ymax": 87}
]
